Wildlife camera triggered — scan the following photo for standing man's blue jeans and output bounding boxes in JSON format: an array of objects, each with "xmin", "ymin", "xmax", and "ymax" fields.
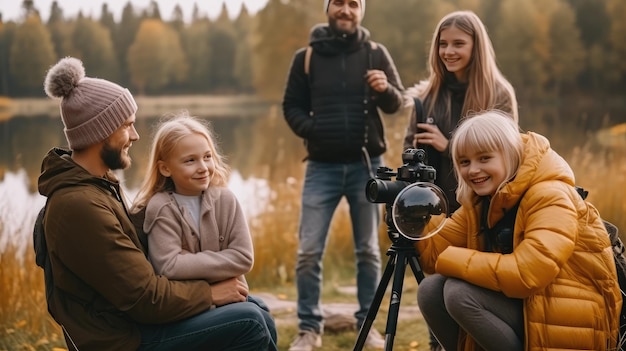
[
  {"xmin": 295, "ymin": 157, "xmax": 383, "ymax": 333},
  {"xmin": 138, "ymin": 295, "xmax": 278, "ymax": 351}
]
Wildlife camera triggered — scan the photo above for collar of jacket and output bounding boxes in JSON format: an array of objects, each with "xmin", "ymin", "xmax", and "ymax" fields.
[{"xmin": 308, "ymin": 23, "xmax": 370, "ymax": 55}]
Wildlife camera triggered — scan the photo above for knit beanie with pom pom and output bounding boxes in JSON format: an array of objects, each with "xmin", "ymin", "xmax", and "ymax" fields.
[{"xmin": 43, "ymin": 57, "xmax": 137, "ymax": 150}]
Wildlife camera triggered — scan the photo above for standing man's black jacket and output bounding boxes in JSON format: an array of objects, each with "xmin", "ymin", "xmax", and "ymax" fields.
[{"xmin": 283, "ymin": 24, "xmax": 404, "ymax": 163}]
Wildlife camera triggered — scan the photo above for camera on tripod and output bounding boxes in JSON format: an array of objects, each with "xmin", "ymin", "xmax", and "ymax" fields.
[
  {"xmin": 366, "ymin": 148, "xmax": 435, "ymax": 204},
  {"xmin": 353, "ymin": 149, "xmax": 449, "ymax": 351},
  {"xmin": 365, "ymin": 148, "xmax": 447, "ymax": 241}
]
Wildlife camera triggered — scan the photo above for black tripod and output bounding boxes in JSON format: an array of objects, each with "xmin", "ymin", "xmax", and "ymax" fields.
[{"xmin": 353, "ymin": 206, "xmax": 425, "ymax": 351}]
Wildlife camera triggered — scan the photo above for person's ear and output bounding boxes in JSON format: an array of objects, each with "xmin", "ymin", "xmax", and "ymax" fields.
[{"xmin": 158, "ymin": 161, "xmax": 171, "ymax": 177}]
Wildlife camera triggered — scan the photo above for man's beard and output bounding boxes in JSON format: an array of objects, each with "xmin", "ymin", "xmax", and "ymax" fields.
[
  {"xmin": 101, "ymin": 141, "xmax": 131, "ymax": 170},
  {"xmin": 329, "ymin": 17, "xmax": 358, "ymax": 36}
]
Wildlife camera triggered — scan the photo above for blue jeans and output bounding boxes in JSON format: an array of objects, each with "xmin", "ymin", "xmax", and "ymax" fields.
[
  {"xmin": 295, "ymin": 157, "xmax": 383, "ymax": 333},
  {"xmin": 137, "ymin": 295, "xmax": 278, "ymax": 351}
]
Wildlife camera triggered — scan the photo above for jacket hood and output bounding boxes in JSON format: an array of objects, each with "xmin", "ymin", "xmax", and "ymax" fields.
[
  {"xmin": 489, "ymin": 132, "xmax": 575, "ymax": 211},
  {"xmin": 38, "ymin": 147, "xmax": 118, "ymax": 198},
  {"xmin": 308, "ymin": 23, "xmax": 370, "ymax": 55}
]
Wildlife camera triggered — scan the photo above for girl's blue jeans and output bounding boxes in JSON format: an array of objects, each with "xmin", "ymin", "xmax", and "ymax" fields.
[{"xmin": 138, "ymin": 295, "xmax": 277, "ymax": 351}]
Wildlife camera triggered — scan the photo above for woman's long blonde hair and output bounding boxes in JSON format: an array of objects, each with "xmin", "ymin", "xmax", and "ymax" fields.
[
  {"xmin": 451, "ymin": 110, "xmax": 523, "ymax": 203},
  {"xmin": 423, "ymin": 10, "xmax": 518, "ymax": 123},
  {"xmin": 131, "ymin": 112, "xmax": 230, "ymax": 212}
]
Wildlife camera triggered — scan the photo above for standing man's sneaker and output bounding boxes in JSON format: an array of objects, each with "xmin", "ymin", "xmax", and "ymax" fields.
[
  {"xmin": 288, "ymin": 330, "xmax": 322, "ymax": 351},
  {"xmin": 365, "ymin": 328, "xmax": 386, "ymax": 349}
]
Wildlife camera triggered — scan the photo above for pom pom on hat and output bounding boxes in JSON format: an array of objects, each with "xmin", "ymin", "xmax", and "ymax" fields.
[
  {"xmin": 324, "ymin": 0, "xmax": 365, "ymax": 17},
  {"xmin": 44, "ymin": 57, "xmax": 137, "ymax": 150}
]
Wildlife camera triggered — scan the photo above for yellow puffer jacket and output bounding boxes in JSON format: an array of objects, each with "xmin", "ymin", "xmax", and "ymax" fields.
[{"xmin": 416, "ymin": 132, "xmax": 621, "ymax": 350}]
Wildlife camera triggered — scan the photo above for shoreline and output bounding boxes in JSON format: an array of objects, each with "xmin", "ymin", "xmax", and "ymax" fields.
[{"xmin": 0, "ymin": 94, "xmax": 277, "ymax": 120}]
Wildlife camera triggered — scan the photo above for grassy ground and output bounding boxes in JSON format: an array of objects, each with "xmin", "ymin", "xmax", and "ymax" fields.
[
  {"xmin": 257, "ymin": 274, "xmax": 430, "ymax": 350},
  {"xmin": 276, "ymin": 318, "xmax": 429, "ymax": 351},
  {"xmin": 0, "ymin": 245, "xmax": 431, "ymax": 350}
]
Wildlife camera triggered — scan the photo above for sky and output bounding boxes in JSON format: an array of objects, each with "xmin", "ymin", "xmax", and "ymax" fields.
[{"xmin": 0, "ymin": 0, "xmax": 269, "ymax": 22}]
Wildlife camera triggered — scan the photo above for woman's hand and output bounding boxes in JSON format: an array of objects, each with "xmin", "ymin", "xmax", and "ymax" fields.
[
  {"xmin": 210, "ymin": 277, "xmax": 249, "ymax": 306},
  {"xmin": 413, "ymin": 123, "xmax": 448, "ymax": 152}
]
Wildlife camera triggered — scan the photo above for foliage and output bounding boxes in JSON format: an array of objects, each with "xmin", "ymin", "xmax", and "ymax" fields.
[
  {"xmin": 0, "ymin": 0, "xmax": 625, "ymax": 106},
  {"xmin": 208, "ymin": 10, "xmax": 237, "ymax": 93},
  {"xmin": 8, "ymin": 14, "xmax": 55, "ymax": 95},
  {"xmin": 250, "ymin": 0, "xmax": 319, "ymax": 101},
  {"xmin": 543, "ymin": 0, "xmax": 586, "ymax": 94},
  {"xmin": 606, "ymin": 0, "xmax": 626, "ymax": 81},
  {"xmin": 179, "ymin": 19, "xmax": 212, "ymax": 92},
  {"xmin": 127, "ymin": 19, "xmax": 187, "ymax": 94},
  {"xmin": 71, "ymin": 17, "xmax": 119, "ymax": 82}
]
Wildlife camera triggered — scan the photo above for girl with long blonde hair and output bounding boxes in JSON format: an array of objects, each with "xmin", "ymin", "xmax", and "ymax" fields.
[{"xmin": 403, "ymin": 10, "xmax": 518, "ymax": 216}]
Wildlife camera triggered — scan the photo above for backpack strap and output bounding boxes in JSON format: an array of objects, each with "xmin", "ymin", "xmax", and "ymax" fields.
[
  {"xmin": 413, "ymin": 97, "xmax": 424, "ymax": 124},
  {"xmin": 33, "ymin": 200, "xmax": 54, "ymax": 314},
  {"xmin": 304, "ymin": 46, "xmax": 313, "ymax": 75}
]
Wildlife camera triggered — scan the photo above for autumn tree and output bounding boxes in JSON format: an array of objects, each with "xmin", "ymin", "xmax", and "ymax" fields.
[
  {"xmin": 493, "ymin": 0, "xmax": 547, "ymax": 100},
  {"xmin": 180, "ymin": 18, "xmax": 212, "ymax": 92},
  {"xmin": 233, "ymin": 4, "xmax": 254, "ymax": 92},
  {"xmin": 115, "ymin": 2, "xmax": 141, "ymax": 87},
  {"xmin": 9, "ymin": 15, "xmax": 55, "ymax": 95},
  {"xmin": 127, "ymin": 19, "xmax": 187, "ymax": 94},
  {"xmin": 606, "ymin": 0, "xmax": 626, "ymax": 85},
  {"xmin": 169, "ymin": 4, "xmax": 185, "ymax": 32},
  {"xmin": 209, "ymin": 4, "xmax": 237, "ymax": 92},
  {"xmin": 0, "ymin": 21, "xmax": 17, "ymax": 95},
  {"xmin": 46, "ymin": 1, "xmax": 68, "ymax": 58},
  {"xmin": 543, "ymin": 0, "xmax": 585, "ymax": 96},
  {"xmin": 251, "ymin": 0, "xmax": 319, "ymax": 101},
  {"xmin": 99, "ymin": 3, "xmax": 117, "ymax": 40},
  {"xmin": 147, "ymin": 0, "xmax": 162, "ymax": 20},
  {"xmin": 71, "ymin": 18, "xmax": 119, "ymax": 81}
]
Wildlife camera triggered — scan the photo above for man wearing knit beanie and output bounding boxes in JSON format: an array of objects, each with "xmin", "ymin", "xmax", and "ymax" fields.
[
  {"xmin": 43, "ymin": 56, "xmax": 139, "ymax": 172},
  {"xmin": 36, "ymin": 57, "xmax": 276, "ymax": 351},
  {"xmin": 283, "ymin": 1, "xmax": 404, "ymax": 351}
]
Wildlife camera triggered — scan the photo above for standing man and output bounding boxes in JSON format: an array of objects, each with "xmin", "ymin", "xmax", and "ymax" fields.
[
  {"xmin": 282, "ymin": 1, "xmax": 404, "ymax": 350},
  {"xmin": 38, "ymin": 57, "xmax": 277, "ymax": 351}
]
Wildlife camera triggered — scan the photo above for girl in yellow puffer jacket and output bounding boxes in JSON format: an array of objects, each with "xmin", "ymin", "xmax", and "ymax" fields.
[{"xmin": 415, "ymin": 110, "xmax": 621, "ymax": 351}]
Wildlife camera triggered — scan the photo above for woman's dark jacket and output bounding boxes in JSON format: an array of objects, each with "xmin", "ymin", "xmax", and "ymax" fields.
[
  {"xmin": 283, "ymin": 24, "xmax": 404, "ymax": 163},
  {"xmin": 403, "ymin": 74, "xmax": 467, "ymax": 213}
]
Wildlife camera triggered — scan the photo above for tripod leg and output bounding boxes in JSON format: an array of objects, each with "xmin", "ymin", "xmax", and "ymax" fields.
[
  {"xmin": 407, "ymin": 252, "xmax": 425, "ymax": 283},
  {"xmin": 353, "ymin": 250, "xmax": 397, "ymax": 351},
  {"xmin": 382, "ymin": 250, "xmax": 409, "ymax": 351}
]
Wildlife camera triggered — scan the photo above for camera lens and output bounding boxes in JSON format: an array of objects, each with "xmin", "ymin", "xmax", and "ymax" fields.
[
  {"xmin": 366, "ymin": 179, "xmax": 411, "ymax": 204},
  {"xmin": 392, "ymin": 182, "xmax": 448, "ymax": 241}
]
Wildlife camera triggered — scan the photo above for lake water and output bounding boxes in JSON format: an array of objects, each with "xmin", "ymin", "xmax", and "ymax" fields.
[{"xmin": 0, "ymin": 108, "xmax": 303, "ymax": 257}]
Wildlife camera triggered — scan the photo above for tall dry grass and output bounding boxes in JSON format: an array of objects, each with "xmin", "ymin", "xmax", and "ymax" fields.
[
  {"xmin": 247, "ymin": 111, "xmax": 626, "ymax": 289},
  {"xmin": 0, "ymin": 247, "xmax": 64, "ymax": 350}
]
